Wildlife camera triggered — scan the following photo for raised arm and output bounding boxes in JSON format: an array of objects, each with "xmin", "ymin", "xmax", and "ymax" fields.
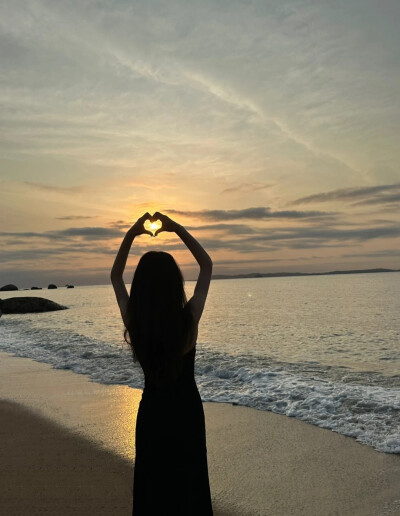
[
  {"xmin": 110, "ymin": 212, "xmax": 152, "ymax": 326},
  {"xmin": 153, "ymin": 212, "xmax": 213, "ymax": 323}
]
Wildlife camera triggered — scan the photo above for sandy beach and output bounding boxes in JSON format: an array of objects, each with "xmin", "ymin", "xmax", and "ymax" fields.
[{"xmin": 0, "ymin": 351, "xmax": 399, "ymax": 516}]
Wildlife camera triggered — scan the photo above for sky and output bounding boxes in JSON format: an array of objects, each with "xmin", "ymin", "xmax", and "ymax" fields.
[{"xmin": 1, "ymin": 0, "xmax": 399, "ymax": 287}]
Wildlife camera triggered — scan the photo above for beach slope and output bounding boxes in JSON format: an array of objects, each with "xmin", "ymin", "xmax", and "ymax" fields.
[{"xmin": 0, "ymin": 352, "xmax": 399, "ymax": 515}]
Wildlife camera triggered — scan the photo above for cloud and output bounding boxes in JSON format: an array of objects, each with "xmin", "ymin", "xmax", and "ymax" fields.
[
  {"xmin": 106, "ymin": 220, "xmax": 263, "ymax": 234},
  {"xmin": 220, "ymin": 182, "xmax": 273, "ymax": 195},
  {"xmin": 141, "ymin": 223, "xmax": 400, "ymax": 253},
  {"xmin": 2, "ymin": 218, "xmax": 399, "ymax": 260},
  {"xmin": 0, "ymin": 227, "xmax": 125, "ymax": 241},
  {"xmin": 159, "ymin": 223, "xmax": 400, "ymax": 253},
  {"xmin": 107, "ymin": 220, "xmax": 131, "ymax": 229},
  {"xmin": 24, "ymin": 181, "xmax": 86, "ymax": 194},
  {"xmin": 49, "ymin": 227, "xmax": 126, "ymax": 240},
  {"xmin": 1, "ymin": 222, "xmax": 399, "ymax": 275},
  {"xmin": 0, "ymin": 244, "xmax": 119, "ymax": 263},
  {"xmin": 351, "ymin": 192, "xmax": 400, "ymax": 206},
  {"xmin": 251, "ymin": 225, "xmax": 400, "ymax": 244},
  {"xmin": 291, "ymin": 183, "xmax": 400, "ymax": 205},
  {"xmin": 167, "ymin": 206, "xmax": 335, "ymax": 221},
  {"xmin": 55, "ymin": 215, "xmax": 98, "ymax": 220},
  {"xmin": 186, "ymin": 223, "xmax": 260, "ymax": 234},
  {"xmin": 340, "ymin": 249, "xmax": 400, "ymax": 259}
]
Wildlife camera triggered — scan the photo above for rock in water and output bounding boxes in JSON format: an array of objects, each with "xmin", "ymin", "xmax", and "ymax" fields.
[
  {"xmin": 0, "ymin": 284, "xmax": 18, "ymax": 291},
  {"xmin": 0, "ymin": 297, "xmax": 68, "ymax": 314},
  {"xmin": 48, "ymin": 284, "xmax": 58, "ymax": 289}
]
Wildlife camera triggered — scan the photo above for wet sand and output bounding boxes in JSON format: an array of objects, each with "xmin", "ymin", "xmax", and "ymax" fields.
[{"xmin": 1, "ymin": 351, "xmax": 399, "ymax": 515}]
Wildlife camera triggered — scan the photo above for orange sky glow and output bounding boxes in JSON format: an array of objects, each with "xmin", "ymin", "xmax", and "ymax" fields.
[{"xmin": 1, "ymin": 1, "xmax": 399, "ymax": 287}]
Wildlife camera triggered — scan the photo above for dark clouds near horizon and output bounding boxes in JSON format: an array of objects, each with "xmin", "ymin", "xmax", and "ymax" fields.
[
  {"xmin": 1, "ymin": 200, "xmax": 399, "ymax": 263},
  {"xmin": 167, "ymin": 206, "xmax": 336, "ymax": 221}
]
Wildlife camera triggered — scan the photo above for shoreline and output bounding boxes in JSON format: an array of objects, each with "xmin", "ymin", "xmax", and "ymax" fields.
[
  {"xmin": 211, "ymin": 267, "xmax": 400, "ymax": 281},
  {"xmin": 1, "ymin": 351, "xmax": 399, "ymax": 515}
]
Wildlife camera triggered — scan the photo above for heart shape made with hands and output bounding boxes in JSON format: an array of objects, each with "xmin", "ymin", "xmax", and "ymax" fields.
[{"xmin": 144, "ymin": 217, "xmax": 162, "ymax": 236}]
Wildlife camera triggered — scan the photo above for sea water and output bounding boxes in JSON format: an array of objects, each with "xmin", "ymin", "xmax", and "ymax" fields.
[{"xmin": 1, "ymin": 273, "xmax": 399, "ymax": 453}]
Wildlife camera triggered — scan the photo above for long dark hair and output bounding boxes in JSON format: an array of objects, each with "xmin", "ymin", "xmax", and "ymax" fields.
[{"xmin": 124, "ymin": 251, "xmax": 194, "ymax": 388}]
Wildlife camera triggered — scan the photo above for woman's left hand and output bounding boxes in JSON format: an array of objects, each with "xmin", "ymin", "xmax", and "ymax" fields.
[{"xmin": 130, "ymin": 213, "xmax": 153, "ymax": 237}]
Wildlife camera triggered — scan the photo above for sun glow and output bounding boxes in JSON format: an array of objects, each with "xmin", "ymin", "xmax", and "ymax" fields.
[{"xmin": 144, "ymin": 219, "xmax": 162, "ymax": 235}]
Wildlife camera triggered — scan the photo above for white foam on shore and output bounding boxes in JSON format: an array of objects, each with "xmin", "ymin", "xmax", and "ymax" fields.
[
  {"xmin": 195, "ymin": 355, "xmax": 400, "ymax": 454},
  {"xmin": 1, "ymin": 318, "xmax": 399, "ymax": 454}
]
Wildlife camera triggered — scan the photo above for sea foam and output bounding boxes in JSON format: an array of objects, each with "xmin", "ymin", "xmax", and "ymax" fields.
[{"xmin": 1, "ymin": 317, "xmax": 399, "ymax": 454}]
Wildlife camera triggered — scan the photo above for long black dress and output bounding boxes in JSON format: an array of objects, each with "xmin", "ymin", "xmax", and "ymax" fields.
[{"xmin": 132, "ymin": 346, "xmax": 213, "ymax": 515}]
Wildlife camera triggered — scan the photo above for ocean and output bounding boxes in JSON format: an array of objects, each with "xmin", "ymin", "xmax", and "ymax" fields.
[{"xmin": 1, "ymin": 273, "xmax": 399, "ymax": 454}]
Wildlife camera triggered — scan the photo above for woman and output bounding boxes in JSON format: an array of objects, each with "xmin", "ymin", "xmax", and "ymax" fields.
[{"xmin": 111, "ymin": 211, "xmax": 214, "ymax": 515}]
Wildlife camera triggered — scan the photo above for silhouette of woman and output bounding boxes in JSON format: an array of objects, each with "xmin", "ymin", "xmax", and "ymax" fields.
[{"xmin": 111, "ymin": 211, "xmax": 214, "ymax": 515}]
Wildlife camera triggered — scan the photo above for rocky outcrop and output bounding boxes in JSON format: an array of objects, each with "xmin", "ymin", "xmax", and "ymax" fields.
[
  {"xmin": 0, "ymin": 297, "xmax": 68, "ymax": 314},
  {"xmin": 48, "ymin": 284, "xmax": 58, "ymax": 289},
  {"xmin": 0, "ymin": 284, "xmax": 18, "ymax": 291},
  {"xmin": 66, "ymin": 284, "xmax": 74, "ymax": 288}
]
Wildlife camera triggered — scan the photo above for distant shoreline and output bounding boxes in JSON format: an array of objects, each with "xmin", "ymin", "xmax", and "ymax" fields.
[
  {"xmin": 3, "ymin": 268, "xmax": 399, "ymax": 290},
  {"xmin": 211, "ymin": 267, "xmax": 400, "ymax": 280}
]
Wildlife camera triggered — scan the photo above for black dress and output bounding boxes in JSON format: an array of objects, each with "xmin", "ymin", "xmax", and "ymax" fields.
[{"xmin": 132, "ymin": 346, "xmax": 213, "ymax": 515}]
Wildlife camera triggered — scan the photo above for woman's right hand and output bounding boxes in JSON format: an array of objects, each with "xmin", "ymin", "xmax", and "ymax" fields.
[{"xmin": 152, "ymin": 212, "xmax": 179, "ymax": 236}]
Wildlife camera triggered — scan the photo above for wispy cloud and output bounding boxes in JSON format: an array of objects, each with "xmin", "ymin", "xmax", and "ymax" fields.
[
  {"xmin": 220, "ymin": 182, "xmax": 273, "ymax": 195},
  {"xmin": 186, "ymin": 223, "xmax": 260, "ymax": 234},
  {"xmin": 56, "ymin": 215, "xmax": 98, "ymax": 220},
  {"xmin": 292, "ymin": 183, "xmax": 400, "ymax": 206},
  {"xmin": 24, "ymin": 181, "xmax": 85, "ymax": 194},
  {"xmin": 0, "ymin": 244, "xmax": 121, "ymax": 263},
  {"xmin": 167, "ymin": 207, "xmax": 336, "ymax": 221},
  {"xmin": 107, "ymin": 220, "xmax": 131, "ymax": 229},
  {"xmin": 0, "ymin": 227, "xmax": 124, "ymax": 241},
  {"xmin": 351, "ymin": 192, "xmax": 400, "ymax": 206},
  {"xmin": 252, "ymin": 225, "xmax": 400, "ymax": 244},
  {"xmin": 340, "ymin": 249, "xmax": 400, "ymax": 259}
]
